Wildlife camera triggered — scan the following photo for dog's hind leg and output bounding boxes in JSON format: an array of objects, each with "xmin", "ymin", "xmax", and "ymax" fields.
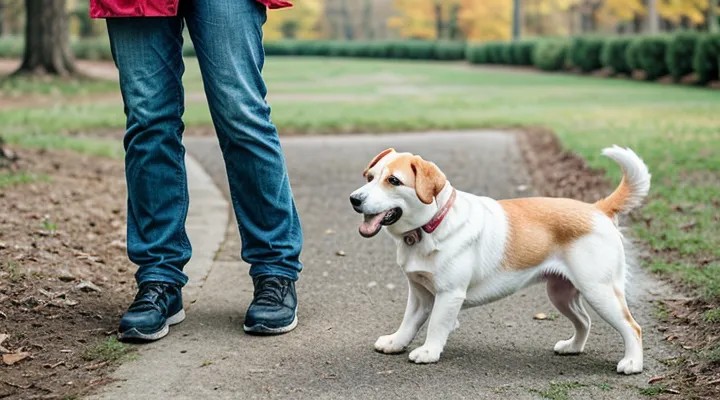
[
  {"xmin": 565, "ymin": 231, "xmax": 643, "ymax": 375},
  {"xmin": 546, "ymin": 275, "xmax": 591, "ymax": 355}
]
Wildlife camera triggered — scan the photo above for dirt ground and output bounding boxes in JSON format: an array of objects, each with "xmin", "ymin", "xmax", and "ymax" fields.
[{"xmin": 0, "ymin": 145, "xmax": 136, "ymax": 400}]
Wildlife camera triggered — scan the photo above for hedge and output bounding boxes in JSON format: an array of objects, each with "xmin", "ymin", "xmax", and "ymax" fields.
[
  {"xmin": 568, "ymin": 36, "xmax": 605, "ymax": 73},
  {"xmin": 625, "ymin": 37, "xmax": 644, "ymax": 72},
  {"xmin": 601, "ymin": 37, "xmax": 632, "ymax": 75},
  {"xmin": 637, "ymin": 36, "xmax": 670, "ymax": 80},
  {"xmin": 1, "ymin": 34, "xmax": 719, "ymax": 88},
  {"xmin": 533, "ymin": 40, "xmax": 569, "ymax": 71},
  {"xmin": 693, "ymin": 33, "xmax": 720, "ymax": 84},
  {"xmin": 666, "ymin": 31, "xmax": 701, "ymax": 82}
]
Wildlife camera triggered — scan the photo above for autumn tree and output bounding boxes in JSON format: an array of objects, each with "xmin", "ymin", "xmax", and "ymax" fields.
[{"xmin": 14, "ymin": 0, "xmax": 75, "ymax": 76}]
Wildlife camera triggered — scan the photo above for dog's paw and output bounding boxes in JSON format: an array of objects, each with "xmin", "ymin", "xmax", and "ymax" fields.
[
  {"xmin": 408, "ymin": 346, "xmax": 441, "ymax": 364},
  {"xmin": 374, "ymin": 334, "xmax": 407, "ymax": 354},
  {"xmin": 617, "ymin": 357, "xmax": 643, "ymax": 375},
  {"xmin": 553, "ymin": 339, "xmax": 584, "ymax": 355}
]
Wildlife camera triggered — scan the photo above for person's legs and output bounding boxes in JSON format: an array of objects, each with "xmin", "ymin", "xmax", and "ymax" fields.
[
  {"xmin": 106, "ymin": 15, "xmax": 189, "ymax": 341},
  {"xmin": 184, "ymin": 0, "xmax": 303, "ymax": 334}
]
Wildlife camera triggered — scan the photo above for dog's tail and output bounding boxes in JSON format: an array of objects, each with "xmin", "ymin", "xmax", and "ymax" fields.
[{"xmin": 594, "ymin": 145, "xmax": 651, "ymax": 219}]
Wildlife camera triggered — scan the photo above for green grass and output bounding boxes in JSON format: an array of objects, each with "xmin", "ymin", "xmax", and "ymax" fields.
[
  {"xmin": 0, "ymin": 56, "xmax": 718, "ymax": 298},
  {"xmin": 639, "ymin": 384, "xmax": 667, "ymax": 396},
  {"xmin": 0, "ymin": 171, "xmax": 48, "ymax": 188},
  {"xmin": 81, "ymin": 337, "xmax": 131, "ymax": 362},
  {"xmin": 0, "ymin": 74, "xmax": 119, "ymax": 97}
]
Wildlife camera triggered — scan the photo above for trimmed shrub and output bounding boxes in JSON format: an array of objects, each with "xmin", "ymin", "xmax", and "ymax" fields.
[
  {"xmin": 71, "ymin": 37, "xmax": 113, "ymax": 61},
  {"xmin": 512, "ymin": 41, "xmax": 535, "ymax": 66},
  {"xmin": 693, "ymin": 33, "xmax": 720, "ymax": 84},
  {"xmin": 568, "ymin": 36, "xmax": 605, "ymax": 73},
  {"xmin": 637, "ymin": 36, "xmax": 669, "ymax": 80},
  {"xmin": 601, "ymin": 37, "xmax": 632, "ymax": 75},
  {"xmin": 533, "ymin": 40, "xmax": 569, "ymax": 71},
  {"xmin": 434, "ymin": 40, "xmax": 466, "ymax": 61},
  {"xmin": 666, "ymin": 31, "xmax": 701, "ymax": 82},
  {"xmin": 502, "ymin": 43, "xmax": 515, "ymax": 65},
  {"xmin": 466, "ymin": 43, "xmax": 489, "ymax": 64},
  {"xmin": 625, "ymin": 36, "xmax": 644, "ymax": 71}
]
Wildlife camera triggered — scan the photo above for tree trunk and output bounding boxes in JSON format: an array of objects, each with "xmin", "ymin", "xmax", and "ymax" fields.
[
  {"xmin": 0, "ymin": 1, "xmax": 5, "ymax": 37},
  {"xmin": 647, "ymin": 0, "xmax": 659, "ymax": 33},
  {"xmin": 434, "ymin": 3, "xmax": 443, "ymax": 39},
  {"xmin": 15, "ymin": 0, "xmax": 75, "ymax": 76}
]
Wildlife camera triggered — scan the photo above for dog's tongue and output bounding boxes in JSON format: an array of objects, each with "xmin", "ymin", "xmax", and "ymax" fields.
[{"xmin": 359, "ymin": 211, "xmax": 388, "ymax": 237}]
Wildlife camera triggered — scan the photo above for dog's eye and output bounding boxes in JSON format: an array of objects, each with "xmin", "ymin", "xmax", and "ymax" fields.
[{"xmin": 387, "ymin": 176, "xmax": 402, "ymax": 186}]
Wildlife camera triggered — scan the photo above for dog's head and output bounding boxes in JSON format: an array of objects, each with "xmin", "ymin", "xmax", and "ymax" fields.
[{"xmin": 350, "ymin": 148, "xmax": 447, "ymax": 238}]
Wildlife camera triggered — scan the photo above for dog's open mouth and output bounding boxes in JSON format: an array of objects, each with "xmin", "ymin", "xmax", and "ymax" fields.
[{"xmin": 359, "ymin": 208, "xmax": 402, "ymax": 238}]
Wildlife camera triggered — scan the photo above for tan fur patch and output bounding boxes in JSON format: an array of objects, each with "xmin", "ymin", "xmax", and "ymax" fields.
[
  {"xmin": 363, "ymin": 148, "xmax": 395, "ymax": 178},
  {"xmin": 614, "ymin": 287, "xmax": 642, "ymax": 342},
  {"xmin": 498, "ymin": 198, "xmax": 595, "ymax": 270},
  {"xmin": 595, "ymin": 176, "xmax": 631, "ymax": 218},
  {"xmin": 384, "ymin": 155, "xmax": 447, "ymax": 204}
]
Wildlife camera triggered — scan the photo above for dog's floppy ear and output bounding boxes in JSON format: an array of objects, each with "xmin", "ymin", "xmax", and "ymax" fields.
[
  {"xmin": 411, "ymin": 156, "xmax": 446, "ymax": 204},
  {"xmin": 363, "ymin": 148, "xmax": 395, "ymax": 177}
]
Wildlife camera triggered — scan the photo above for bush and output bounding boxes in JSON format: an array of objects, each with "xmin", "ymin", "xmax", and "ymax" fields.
[
  {"xmin": 0, "ymin": 36, "xmax": 24, "ymax": 59},
  {"xmin": 466, "ymin": 43, "xmax": 489, "ymax": 64},
  {"xmin": 433, "ymin": 40, "xmax": 466, "ymax": 61},
  {"xmin": 512, "ymin": 41, "xmax": 535, "ymax": 66},
  {"xmin": 666, "ymin": 31, "xmax": 701, "ymax": 82},
  {"xmin": 625, "ymin": 37, "xmax": 643, "ymax": 71},
  {"xmin": 533, "ymin": 40, "xmax": 569, "ymax": 71},
  {"xmin": 637, "ymin": 36, "xmax": 669, "ymax": 80},
  {"xmin": 601, "ymin": 37, "xmax": 632, "ymax": 75},
  {"xmin": 693, "ymin": 33, "xmax": 720, "ymax": 84},
  {"xmin": 71, "ymin": 37, "xmax": 113, "ymax": 61},
  {"xmin": 502, "ymin": 43, "xmax": 515, "ymax": 65},
  {"xmin": 568, "ymin": 36, "xmax": 605, "ymax": 73}
]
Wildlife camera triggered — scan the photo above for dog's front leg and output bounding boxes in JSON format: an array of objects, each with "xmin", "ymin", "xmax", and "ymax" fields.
[
  {"xmin": 375, "ymin": 280, "xmax": 433, "ymax": 354},
  {"xmin": 408, "ymin": 289, "xmax": 465, "ymax": 364}
]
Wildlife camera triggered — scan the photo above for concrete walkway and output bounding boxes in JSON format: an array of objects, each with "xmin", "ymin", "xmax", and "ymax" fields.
[{"xmin": 90, "ymin": 131, "xmax": 677, "ymax": 400}]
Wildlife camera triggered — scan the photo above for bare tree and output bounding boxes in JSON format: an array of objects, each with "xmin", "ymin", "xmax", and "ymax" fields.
[{"xmin": 14, "ymin": 0, "xmax": 75, "ymax": 76}]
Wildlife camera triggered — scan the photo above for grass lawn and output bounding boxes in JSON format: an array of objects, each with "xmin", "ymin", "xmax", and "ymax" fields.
[{"xmin": 1, "ymin": 57, "xmax": 718, "ymax": 303}]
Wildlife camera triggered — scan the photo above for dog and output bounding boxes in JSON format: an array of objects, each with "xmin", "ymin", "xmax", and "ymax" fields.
[{"xmin": 349, "ymin": 145, "xmax": 650, "ymax": 375}]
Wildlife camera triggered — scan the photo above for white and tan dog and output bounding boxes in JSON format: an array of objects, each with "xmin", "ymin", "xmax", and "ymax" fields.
[{"xmin": 349, "ymin": 145, "xmax": 650, "ymax": 375}]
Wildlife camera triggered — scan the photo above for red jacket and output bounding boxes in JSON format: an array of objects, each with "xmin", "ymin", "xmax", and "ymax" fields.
[{"xmin": 89, "ymin": 0, "xmax": 292, "ymax": 18}]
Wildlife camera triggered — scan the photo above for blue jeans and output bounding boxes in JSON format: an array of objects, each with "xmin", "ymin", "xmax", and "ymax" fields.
[{"xmin": 106, "ymin": 0, "xmax": 303, "ymax": 288}]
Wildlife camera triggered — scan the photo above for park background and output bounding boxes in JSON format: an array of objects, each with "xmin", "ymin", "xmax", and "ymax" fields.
[{"xmin": 0, "ymin": 1, "xmax": 718, "ymax": 399}]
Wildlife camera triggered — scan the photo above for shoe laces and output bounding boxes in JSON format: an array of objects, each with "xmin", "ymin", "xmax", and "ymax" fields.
[
  {"xmin": 253, "ymin": 277, "xmax": 289, "ymax": 306},
  {"xmin": 130, "ymin": 282, "xmax": 170, "ymax": 312}
]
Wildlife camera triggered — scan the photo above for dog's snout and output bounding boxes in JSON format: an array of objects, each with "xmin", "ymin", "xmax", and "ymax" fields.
[{"xmin": 350, "ymin": 193, "xmax": 364, "ymax": 209}]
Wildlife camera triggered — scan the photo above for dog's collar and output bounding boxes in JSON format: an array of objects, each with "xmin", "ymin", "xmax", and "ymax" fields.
[{"xmin": 402, "ymin": 188, "xmax": 456, "ymax": 246}]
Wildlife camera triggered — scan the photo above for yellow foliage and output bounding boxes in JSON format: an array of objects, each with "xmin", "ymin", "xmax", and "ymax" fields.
[
  {"xmin": 600, "ymin": 0, "xmax": 646, "ymax": 21},
  {"xmin": 658, "ymin": 0, "xmax": 709, "ymax": 24},
  {"xmin": 263, "ymin": 0, "xmax": 324, "ymax": 40}
]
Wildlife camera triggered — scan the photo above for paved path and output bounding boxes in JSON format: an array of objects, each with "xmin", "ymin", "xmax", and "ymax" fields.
[{"xmin": 91, "ymin": 131, "xmax": 677, "ymax": 400}]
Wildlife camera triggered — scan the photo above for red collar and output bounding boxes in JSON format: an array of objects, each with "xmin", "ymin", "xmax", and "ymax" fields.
[{"xmin": 403, "ymin": 188, "xmax": 456, "ymax": 246}]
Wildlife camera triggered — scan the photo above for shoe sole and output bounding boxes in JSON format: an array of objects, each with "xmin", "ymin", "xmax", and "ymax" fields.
[
  {"xmin": 117, "ymin": 309, "xmax": 186, "ymax": 342},
  {"xmin": 243, "ymin": 313, "xmax": 298, "ymax": 335}
]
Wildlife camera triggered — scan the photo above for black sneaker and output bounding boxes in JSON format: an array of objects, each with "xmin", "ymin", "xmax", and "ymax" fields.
[
  {"xmin": 243, "ymin": 276, "xmax": 298, "ymax": 335},
  {"xmin": 117, "ymin": 282, "xmax": 185, "ymax": 342}
]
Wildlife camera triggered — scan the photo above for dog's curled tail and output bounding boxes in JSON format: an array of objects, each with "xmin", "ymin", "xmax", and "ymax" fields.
[{"xmin": 595, "ymin": 145, "xmax": 651, "ymax": 218}]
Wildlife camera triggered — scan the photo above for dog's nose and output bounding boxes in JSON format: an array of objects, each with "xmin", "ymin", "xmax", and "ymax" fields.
[{"xmin": 350, "ymin": 194, "xmax": 364, "ymax": 208}]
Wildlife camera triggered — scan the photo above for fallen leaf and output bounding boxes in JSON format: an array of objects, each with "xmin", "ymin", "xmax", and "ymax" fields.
[
  {"xmin": 336, "ymin": 250, "xmax": 346, "ymax": 257},
  {"xmin": 43, "ymin": 361, "xmax": 66, "ymax": 369},
  {"xmin": 0, "ymin": 334, "xmax": 7, "ymax": 346},
  {"xmin": 324, "ymin": 229, "xmax": 335, "ymax": 235},
  {"xmin": 0, "ymin": 242, "xmax": 6, "ymax": 249},
  {"xmin": 534, "ymin": 313, "xmax": 548, "ymax": 320},
  {"xmin": 2, "ymin": 351, "xmax": 30, "ymax": 365},
  {"xmin": 74, "ymin": 281, "xmax": 102, "ymax": 293},
  {"xmin": 84, "ymin": 361, "xmax": 108, "ymax": 370},
  {"xmin": 648, "ymin": 376, "xmax": 664, "ymax": 384},
  {"xmin": 664, "ymin": 388, "xmax": 680, "ymax": 395}
]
